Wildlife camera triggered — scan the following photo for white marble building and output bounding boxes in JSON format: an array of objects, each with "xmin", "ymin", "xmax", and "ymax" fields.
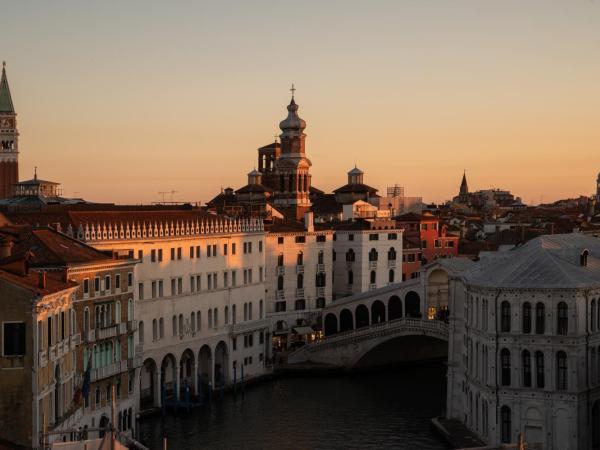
[
  {"xmin": 265, "ymin": 212, "xmax": 334, "ymax": 346},
  {"xmin": 69, "ymin": 211, "xmax": 271, "ymax": 408},
  {"xmin": 332, "ymin": 219, "xmax": 403, "ymax": 301},
  {"xmin": 446, "ymin": 233, "xmax": 600, "ymax": 450}
]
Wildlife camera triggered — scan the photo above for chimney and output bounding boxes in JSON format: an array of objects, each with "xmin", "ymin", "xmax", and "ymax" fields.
[
  {"xmin": 38, "ymin": 271, "xmax": 47, "ymax": 289},
  {"xmin": 304, "ymin": 211, "xmax": 314, "ymax": 233},
  {"xmin": 0, "ymin": 238, "xmax": 13, "ymax": 258}
]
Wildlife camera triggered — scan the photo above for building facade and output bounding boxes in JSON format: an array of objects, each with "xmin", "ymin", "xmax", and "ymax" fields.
[{"xmin": 446, "ymin": 234, "xmax": 600, "ymax": 449}]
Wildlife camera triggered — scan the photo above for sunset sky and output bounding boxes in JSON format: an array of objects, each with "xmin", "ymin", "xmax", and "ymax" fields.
[{"xmin": 2, "ymin": 1, "xmax": 600, "ymax": 205}]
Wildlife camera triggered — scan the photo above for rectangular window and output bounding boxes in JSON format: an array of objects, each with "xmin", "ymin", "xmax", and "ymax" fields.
[
  {"xmin": 115, "ymin": 274, "xmax": 121, "ymax": 290},
  {"xmin": 190, "ymin": 276, "xmax": 195, "ymax": 292},
  {"xmin": 369, "ymin": 234, "xmax": 379, "ymax": 241},
  {"xmin": 316, "ymin": 235, "xmax": 326, "ymax": 242},
  {"xmin": 213, "ymin": 273, "xmax": 218, "ymax": 289},
  {"xmin": 177, "ymin": 247, "xmax": 182, "ymax": 260},
  {"xmin": 158, "ymin": 249, "xmax": 163, "ymax": 262},
  {"xmin": 388, "ymin": 233, "xmax": 397, "ymax": 240},
  {"xmin": 248, "ymin": 269, "xmax": 253, "ymax": 284},
  {"xmin": 224, "ymin": 272, "xmax": 229, "ymax": 288},
  {"xmin": 277, "ymin": 237, "xmax": 284, "ymax": 244},
  {"xmin": 232, "ymin": 337, "xmax": 237, "ymax": 351},
  {"xmin": 232, "ymin": 271, "xmax": 236, "ymax": 286},
  {"xmin": 171, "ymin": 248, "xmax": 175, "ymax": 260},
  {"xmin": 151, "ymin": 249, "xmax": 156, "ymax": 262},
  {"xmin": 151, "ymin": 281, "xmax": 157, "ymax": 298},
  {"xmin": 244, "ymin": 270, "xmax": 248, "ymax": 285},
  {"xmin": 243, "ymin": 242, "xmax": 247, "ymax": 254},
  {"xmin": 105, "ymin": 275, "xmax": 111, "ymax": 291},
  {"xmin": 295, "ymin": 236, "xmax": 306, "ymax": 243},
  {"xmin": 212, "ymin": 244, "xmax": 217, "ymax": 256},
  {"xmin": 196, "ymin": 275, "xmax": 201, "ymax": 292},
  {"xmin": 259, "ymin": 240, "xmax": 263, "ymax": 252},
  {"xmin": 208, "ymin": 274, "xmax": 212, "ymax": 290},
  {"xmin": 138, "ymin": 250, "xmax": 143, "ymax": 261},
  {"xmin": 259, "ymin": 267, "xmax": 263, "ymax": 282},
  {"xmin": 207, "ymin": 245, "xmax": 212, "ymax": 257},
  {"xmin": 158, "ymin": 280, "xmax": 164, "ymax": 297},
  {"xmin": 171, "ymin": 279, "xmax": 176, "ymax": 296},
  {"xmin": 422, "ymin": 224, "xmax": 428, "ymax": 231},
  {"xmin": 190, "ymin": 246, "xmax": 194, "ymax": 258},
  {"xmin": 83, "ymin": 278, "xmax": 90, "ymax": 295},
  {"xmin": 248, "ymin": 242, "xmax": 252, "ymax": 253},
  {"xmin": 421, "ymin": 240, "xmax": 427, "ymax": 249},
  {"xmin": 223, "ymin": 243, "xmax": 228, "ymax": 255},
  {"xmin": 196, "ymin": 246, "xmax": 201, "ymax": 258},
  {"xmin": 128, "ymin": 272, "xmax": 133, "ymax": 287},
  {"xmin": 138, "ymin": 283, "xmax": 144, "ymax": 300},
  {"xmin": 434, "ymin": 239, "xmax": 441, "ymax": 248},
  {"xmin": 178, "ymin": 277, "xmax": 183, "ymax": 294},
  {"xmin": 3, "ymin": 322, "xmax": 26, "ymax": 356}
]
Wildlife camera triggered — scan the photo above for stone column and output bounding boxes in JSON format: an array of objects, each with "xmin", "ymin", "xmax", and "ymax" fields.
[{"xmin": 175, "ymin": 364, "xmax": 180, "ymax": 400}]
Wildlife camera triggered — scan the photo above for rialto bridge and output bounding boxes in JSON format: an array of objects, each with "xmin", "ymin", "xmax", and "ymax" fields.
[{"xmin": 289, "ymin": 258, "xmax": 473, "ymax": 368}]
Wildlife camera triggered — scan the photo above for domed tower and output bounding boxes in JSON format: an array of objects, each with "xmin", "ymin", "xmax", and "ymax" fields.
[
  {"xmin": 348, "ymin": 166, "xmax": 364, "ymax": 185},
  {"xmin": 0, "ymin": 62, "xmax": 18, "ymax": 199},
  {"xmin": 273, "ymin": 86, "xmax": 312, "ymax": 219}
]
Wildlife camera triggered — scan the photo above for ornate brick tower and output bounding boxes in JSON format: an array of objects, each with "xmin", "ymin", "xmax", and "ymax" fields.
[
  {"xmin": 273, "ymin": 86, "xmax": 312, "ymax": 219},
  {"xmin": 458, "ymin": 170, "xmax": 469, "ymax": 204},
  {"xmin": 0, "ymin": 62, "xmax": 18, "ymax": 199}
]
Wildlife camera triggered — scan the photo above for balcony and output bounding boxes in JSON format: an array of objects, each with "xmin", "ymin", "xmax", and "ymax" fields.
[
  {"xmin": 388, "ymin": 260, "xmax": 396, "ymax": 269},
  {"xmin": 316, "ymin": 287, "xmax": 325, "ymax": 297},
  {"xmin": 95, "ymin": 324, "xmax": 118, "ymax": 340},
  {"xmin": 118, "ymin": 322, "xmax": 127, "ymax": 334},
  {"xmin": 296, "ymin": 288, "xmax": 305, "ymax": 298},
  {"xmin": 277, "ymin": 266, "xmax": 285, "ymax": 276},
  {"xmin": 296, "ymin": 265, "xmax": 305, "ymax": 274},
  {"xmin": 346, "ymin": 261, "xmax": 354, "ymax": 269},
  {"xmin": 230, "ymin": 318, "xmax": 270, "ymax": 334},
  {"xmin": 70, "ymin": 334, "xmax": 81, "ymax": 350},
  {"xmin": 276, "ymin": 290, "xmax": 285, "ymax": 300},
  {"xmin": 369, "ymin": 283, "xmax": 377, "ymax": 291},
  {"xmin": 127, "ymin": 320, "xmax": 138, "ymax": 332},
  {"xmin": 316, "ymin": 264, "xmax": 325, "ymax": 273},
  {"xmin": 369, "ymin": 261, "xmax": 378, "ymax": 270},
  {"xmin": 49, "ymin": 345, "xmax": 57, "ymax": 362},
  {"xmin": 39, "ymin": 350, "xmax": 48, "ymax": 367},
  {"xmin": 91, "ymin": 360, "xmax": 128, "ymax": 382}
]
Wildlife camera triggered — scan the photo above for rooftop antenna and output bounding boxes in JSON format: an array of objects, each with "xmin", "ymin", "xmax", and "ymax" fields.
[
  {"xmin": 290, "ymin": 83, "xmax": 296, "ymax": 99},
  {"xmin": 34, "ymin": 166, "xmax": 37, "ymax": 180}
]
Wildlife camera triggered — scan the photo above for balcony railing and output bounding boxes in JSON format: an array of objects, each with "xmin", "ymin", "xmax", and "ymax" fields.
[
  {"xmin": 118, "ymin": 322, "xmax": 127, "ymax": 334},
  {"xmin": 39, "ymin": 349, "xmax": 48, "ymax": 367},
  {"xmin": 83, "ymin": 329, "xmax": 95, "ymax": 343},
  {"xmin": 127, "ymin": 320, "xmax": 138, "ymax": 332},
  {"xmin": 91, "ymin": 360, "xmax": 128, "ymax": 382},
  {"xmin": 49, "ymin": 345, "xmax": 57, "ymax": 362},
  {"xmin": 316, "ymin": 287, "xmax": 325, "ymax": 297},
  {"xmin": 369, "ymin": 283, "xmax": 377, "ymax": 291},
  {"xmin": 70, "ymin": 334, "xmax": 81, "ymax": 350},
  {"xmin": 276, "ymin": 290, "xmax": 285, "ymax": 300},
  {"xmin": 296, "ymin": 265, "xmax": 305, "ymax": 274},
  {"xmin": 277, "ymin": 266, "xmax": 285, "ymax": 276},
  {"xmin": 316, "ymin": 264, "xmax": 325, "ymax": 273},
  {"xmin": 369, "ymin": 261, "xmax": 378, "ymax": 270},
  {"xmin": 95, "ymin": 324, "xmax": 118, "ymax": 340},
  {"xmin": 388, "ymin": 260, "xmax": 396, "ymax": 269},
  {"xmin": 346, "ymin": 261, "xmax": 354, "ymax": 269},
  {"xmin": 296, "ymin": 288, "xmax": 305, "ymax": 298}
]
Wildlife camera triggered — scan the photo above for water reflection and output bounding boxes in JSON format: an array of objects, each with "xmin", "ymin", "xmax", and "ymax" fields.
[{"xmin": 139, "ymin": 362, "xmax": 447, "ymax": 450}]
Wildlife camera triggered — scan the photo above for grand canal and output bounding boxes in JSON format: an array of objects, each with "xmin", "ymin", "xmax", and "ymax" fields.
[{"xmin": 139, "ymin": 362, "xmax": 447, "ymax": 450}]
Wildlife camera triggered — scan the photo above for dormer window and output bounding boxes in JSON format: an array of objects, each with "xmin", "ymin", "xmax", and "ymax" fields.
[{"xmin": 580, "ymin": 250, "xmax": 589, "ymax": 267}]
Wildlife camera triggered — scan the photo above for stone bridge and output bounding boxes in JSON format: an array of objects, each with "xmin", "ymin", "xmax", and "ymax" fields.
[{"xmin": 288, "ymin": 268, "xmax": 460, "ymax": 368}]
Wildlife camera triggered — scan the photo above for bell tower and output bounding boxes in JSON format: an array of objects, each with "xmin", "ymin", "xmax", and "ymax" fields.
[
  {"xmin": 273, "ymin": 85, "xmax": 312, "ymax": 219},
  {"xmin": 0, "ymin": 62, "xmax": 18, "ymax": 199}
]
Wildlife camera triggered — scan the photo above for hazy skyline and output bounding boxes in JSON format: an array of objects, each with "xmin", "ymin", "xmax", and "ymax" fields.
[{"xmin": 2, "ymin": 0, "xmax": 600, "ymax": 205}]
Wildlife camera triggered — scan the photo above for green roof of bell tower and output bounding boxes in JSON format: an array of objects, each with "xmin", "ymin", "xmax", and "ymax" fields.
[{"xmin": 0, "ymin": 62, "xmax": 15, "ymax": 114}]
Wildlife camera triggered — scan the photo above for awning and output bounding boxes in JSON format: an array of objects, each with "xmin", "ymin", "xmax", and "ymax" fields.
[{"xmin": 292, "ymin": 326, "xmax": 314, "ymax": 335}]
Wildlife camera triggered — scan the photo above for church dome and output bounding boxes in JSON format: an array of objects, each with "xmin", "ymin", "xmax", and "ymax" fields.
[
  {"xmin": 279, "ymin": 97, "xmax": 306, "ymax": 134},
  {"xmin": 348, "ymin": 166, "xmax": 364, "ymax": 176}
]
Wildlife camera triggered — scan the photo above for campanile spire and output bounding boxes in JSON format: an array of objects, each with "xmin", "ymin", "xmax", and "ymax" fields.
[{"xmin": 0, "ymin": 61, "xmax": 19, "ymax": 199}]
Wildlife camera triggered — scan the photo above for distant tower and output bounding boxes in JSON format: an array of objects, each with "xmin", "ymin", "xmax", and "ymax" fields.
[
  {"xmin": 347, "ymin": 166, "xmax": 364, "ymax": 185},
  {"xmin": 0, "ymin": 62, "xmax": 18, "ymax": 199},
  {"xmin": 273, "ymin": 85, "xmax": 312, "ymax": 219},
  {"xmin": 458, "ymin": 171, "xmax": 469, "ymax": 203}
]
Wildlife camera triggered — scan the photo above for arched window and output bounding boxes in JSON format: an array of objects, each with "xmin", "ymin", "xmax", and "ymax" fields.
[
  {"xmin": 277, "ymin": 254, "xmax": 284, "ymax": 266},
  {"xmin": 389, "ymin": 270, "xmax": 395, "ymax": 283},
  {"xmin": 316, "ymin": 273, "xmax": 326, "ymax": 287},
  {"xmin": 370, "ymin": 270, "xmax": 376, "ymax": 284},
  {"xmin": 208, "ymin": 309, "xmax": 213, "ymax": 328},
  {"xmin": 172, "ymin": 315, "xmax": 177, "ymax": 337},
  {"xmin": 243, "ymin": 303, "xmax": 248, "ymax": 321},
  {"xmin": 500, "ymin": 348, "xmax": 511, "ymax": 386},
  {"xmin": 297, "ymin": 273, "xmax": 304, "ymax": 289},
  {"xmin": 248, "ymin": 303, "xmax": 253, "ymax": 320},
  {"xmin": 297, "ymin": 252, "xmax": 303, "ymax": 266},
  {"xmin": 501, "ymin": 406, "xmax": 511, "ymax": 443},
  {"xmin": 535, "ymin": 302, "xmax": 545, "ymax": 334},
  {"xmin": 152, "ymin": 319, "xmax": 157, "ymax": 341},
  {"xmin": 191, "ymin": 312, "xmax": 196, "ymax": 332},
  {"xmin": 522, "ymin": 350, "xmax": 531, "ymax": 387},
  {"xmin": 557, "ymin": 302, "xmax": 568, "ymax": 335},
  {"xmin": 348, "ymin": 271, "xmax": 354, "ymax": 285},
  {"xmin": 581, "ymin": 250, "xmax": 589, "ymax": 267},
  {"xmin": 259, "ymin": 300, "xmax": 264, "ymax": 319},
  {"xmin": 369, "ymin": 248, "xmax": 378, "ymax": 262},
  {"xmin": 84, "ymin": 307, "xmax": 90, "ymax": 333},
  {"xmin": 556, "ymin": 351, "xmax": 568, "ymax": 390},
  {"xmin": 592, "ymin": 299, "xmax": 597, "ymax": 332},
  {"xmin": 128, "ymin": 298, "xmax": 133, "ymax": 320},
  {"xmin": 522, "ymin": 302, "xmax": 531, "ymax": 334},
  {"xmin": 115, "ymin": 301, "xmax": 121, "ymax": 323},
  {"xmin": 346, "ymin": 249, "xmax": 355, "ymax": 262},
  {"xmin": 277, "ymin": 275, "xmax": 284, "ymax": 290},
  {"xmin": 178, "ymin": 314, "xmax": 183, "ymax": 335},
  {"xmin": 213, "ymin": 309, "xmax": 218, "ymax": 327},
  {"xmin": 196, "ymin": 311, "xmax": 202, "ymax": 331},
  {"xmin": 159, "ymin": 318, "xmax": 164, "ymax": 338},
  {"xmin": 535, "ymin": 351, "xmax": 545, "ymax": 388},
  {"xmin": 318, "ymin": 251, "xmax": 324, "ymax": 265},
  {"xmin": 139, "ymin": 321, "xmax": 144, "ymax": 343},
  {"xmin": 388, "ymin": 248, "xmax": 397, "ymax": 260},
  {"xmin": 501, "ymin": 301, "xmax": 511, "ymax": 332}
]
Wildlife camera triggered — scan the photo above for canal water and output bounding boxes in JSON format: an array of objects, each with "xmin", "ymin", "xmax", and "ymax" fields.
[{"xmin": 139, "ymin": 362, "xmax": 447, "ymax": 450}]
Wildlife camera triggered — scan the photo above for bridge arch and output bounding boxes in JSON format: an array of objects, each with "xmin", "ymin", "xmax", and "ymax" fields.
[
  {"xmin": 324, "ymin": 313, "xmax": 338, "ymax": 336},
  {"xmin": 355, "ymin": 304, "xmax": 369, "ymax": 329},
  {"xmin": 388, "ymin": 295, "xmax": 403, "ymax": 320},
  {"xmin": 371, "ymin": 300, "xmax": 386, "ymax": 324},
  {"xmin": 405, "ymin": 291, "xmax": 421, "ymax": 318},
  {"xmin": 340, "ymin": 309, "xmax": 353, "ymax": 332}
]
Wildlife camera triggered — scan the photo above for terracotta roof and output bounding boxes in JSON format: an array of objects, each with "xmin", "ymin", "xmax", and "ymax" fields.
[
  {"xmin": 311, "ymin": 194, "xmax": 342, "ymax": 215},
  {"xmin": 394, "ymin": 212, "xmax": 422, "ymax": 222},
  {"xmin": 0, "ymin": 267, "xmax": 76, "ymax": 296},
  {"xmin": 235, "ymin": 183, "xmax": 273, "ymax": 194}
]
